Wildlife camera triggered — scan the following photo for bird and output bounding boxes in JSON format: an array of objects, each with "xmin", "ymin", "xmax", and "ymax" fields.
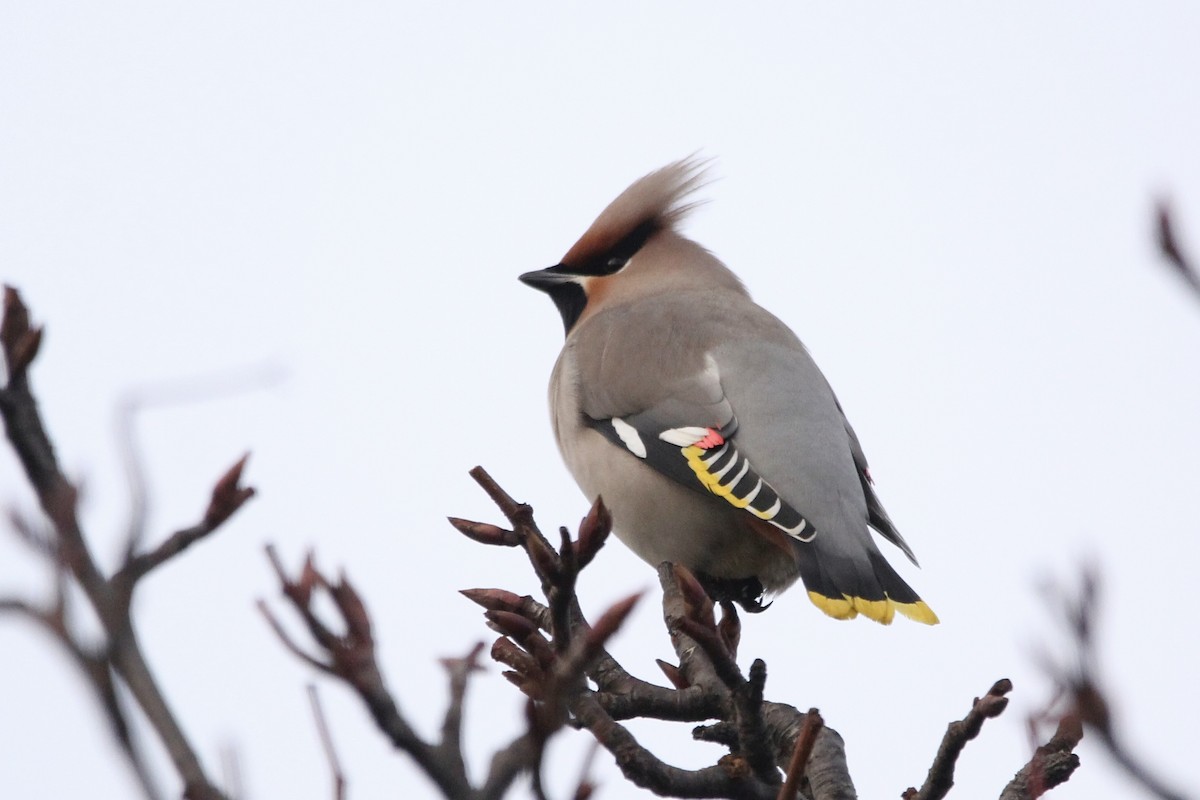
[{"xmin": 519, "ymin": 158, "xmax": 937, "ymax": 625}]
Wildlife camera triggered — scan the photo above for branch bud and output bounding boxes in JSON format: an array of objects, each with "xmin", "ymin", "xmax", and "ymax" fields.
[
  {"xmin": 656, "ymin": 659, "xmax": 689, "ymax": 690},
  {"xmin": 447, "ymin": 517, "xmax": 521, "ymax": 547},
  {"xmin": 204, "ymin": 453, "xmax": 255, "ymax": 527},
  {"xmin": 575, "ymin": 496, "xmax": 612, "ymax": 569}
]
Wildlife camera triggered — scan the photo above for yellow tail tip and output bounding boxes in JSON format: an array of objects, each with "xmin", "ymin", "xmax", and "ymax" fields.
[
  {"xmin": 853, "ymin": 597, "xmax": 896, "ymax": 625},
  {"xmin": 808, "ymin": 592, "xmax": 939, "ymax": 626},
  {"xmin": 896, "ymin": 600, "xmax": 939, "ymax": 625},
  {"xmin": 807, "ymin": 591, "xmax": 857, "ymax": 620}
]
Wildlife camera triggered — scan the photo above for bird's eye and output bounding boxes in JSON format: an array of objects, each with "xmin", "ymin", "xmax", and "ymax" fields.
[{"xmin": 606, "ymin": 256, "xmax": 629, "ymax": 271}]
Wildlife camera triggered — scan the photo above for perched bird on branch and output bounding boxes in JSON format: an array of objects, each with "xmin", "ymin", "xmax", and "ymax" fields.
[{"xmin": 520, "ymin": 158, "xmax": 936, "ymax": 625}]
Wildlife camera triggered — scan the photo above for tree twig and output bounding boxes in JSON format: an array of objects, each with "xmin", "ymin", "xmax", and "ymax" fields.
[
  {"xmin": 1156, "ymin": 200, "xmax": 1200, "ymax": 304},
  {"xmin": 778, "ymin": 710, "xmax": 824, "ymax": 800},
  {"xmin": 1000, "ymin": 714, "xmax": 1082, "ymax": 800},
  {"xmin": 1037, "ymin": 567, "xmax": 1186, "ymax": 800},
  {"xmin": 308, "ymin": 685, "xmax": 346, "ymax": 800},
  {"xmin": 262, "ymin": 544, "xmax": 554, "ymax": 800},
  {"xmin": 904, "ymin": 679, "xmax": 1013, "ymax": 800},
  {"xmin": 0, "ymin": 286, "xmax": 236, "ymax": 800}
]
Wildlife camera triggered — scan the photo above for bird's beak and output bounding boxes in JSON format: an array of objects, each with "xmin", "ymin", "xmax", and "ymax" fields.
[{"xmin": 519, "ymin": 265, "xmax": 574, "ymax": 293}]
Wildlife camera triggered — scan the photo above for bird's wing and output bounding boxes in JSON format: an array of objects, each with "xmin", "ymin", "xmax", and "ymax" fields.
[
  {"xmin": 836, "ymin": 399, "xmax": 919, "ymax": 565},
  {"xmin": 579, "ymin": 351, "xmax": 817, "ymax": 543}
]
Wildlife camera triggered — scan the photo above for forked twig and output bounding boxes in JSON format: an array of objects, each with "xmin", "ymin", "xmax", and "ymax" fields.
[{"xmin": 0, "ymin": 286, "xmax": 238, "ymax": 800}]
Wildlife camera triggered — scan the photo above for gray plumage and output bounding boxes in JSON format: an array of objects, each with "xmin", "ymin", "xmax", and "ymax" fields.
[{"xmin": 520, "ymin": 158, "xmax": 936, "ymax": 624}]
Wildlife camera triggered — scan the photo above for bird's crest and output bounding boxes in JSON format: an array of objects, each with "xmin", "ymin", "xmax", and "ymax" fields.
[{"xmin": 561, "ymin": 156, "xmax": 710, "ymax": 268}]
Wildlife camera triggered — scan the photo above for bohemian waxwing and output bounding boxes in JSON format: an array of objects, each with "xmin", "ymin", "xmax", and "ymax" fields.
[{"xmin": 520, "ymin": 158, "xmax": 936, "ymax": 625}]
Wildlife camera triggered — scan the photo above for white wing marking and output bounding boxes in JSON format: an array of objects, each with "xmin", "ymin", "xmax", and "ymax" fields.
[
  {"xmin": 611, "ymin": 417, "xmax": 647, "ymax": 458},
  {"xmin": 658, "ymin": 426, "xmax": 710, "ymax": 446}
]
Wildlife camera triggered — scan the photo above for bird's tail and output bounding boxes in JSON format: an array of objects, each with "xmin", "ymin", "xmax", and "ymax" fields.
[{"xmin": 795, "ymin": 544, "xmax": 938, "ymax": 625}]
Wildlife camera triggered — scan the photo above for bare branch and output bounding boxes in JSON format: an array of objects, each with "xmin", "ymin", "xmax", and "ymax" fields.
[
  {"xmin": 0, "ymin": 287, "xmax": 229, "ymax": 800},
  {"xmin": 1037, "ymin": 568, "xmax": 1186, "ymax": 800},
  {"xmin": 468, "ymin": 465, "xmax": 534, "ymax": 529},
  {"xmin": 905, "ymin": 679, "xmax": 1012, "ymax": 800},
  {"xmin": 437, "ymin": 643, "xmax": 486, "ymax": 777},
  {"xmin": 7, "ymin": 506, "xmax": 56, "ymax": 558},
  {"xmin": 1000, "ymin": 714, "xmax": 1082, "ymax": 800},
  {"xmin": 308, "ymin": 685, "xmax": 347, "ymax": 800},
  {"xmin": 461, "ymin": 470, "xmax": 805, "ymax": 799},
  {"xmin": 573, "ymin": 690, "xmax": 779, "ymax": 800},
  {"xmin": 119, "ymin": 455, "xmax": 255, "ymax": 587},
  {"xmin": 218, "ymin": 746, "xmax": 244, "ymax": 800},
  {"xmin": 115, "ymin": 394, "xmax": 151, "ymax": 557},
  {"xmin": 257, "ymin": 599, "xmax": 335, "ymax": 675},
  {"xmin": 262, "ymin": 546, "xmax": 490, "ymax": 799},
  {"xmin": 778, "ymin": 710, "xmax": 824, "ymax": 800},
  {"xmin": 733, "ymin": 659, "xmax": 782, "ymax": 786},
  {"xmin": 0, "ymin": 593, "xmax": 164, "ymax": 799},
  {"xmin": 571, "ymin": 740, "xmax": 601, "ymax": 800},
  {"xmin": 0, "ymin": 595, "xmax": 39, "ymax": 617},
  {"xmin": 1, "ymin": 285, "xmax": 44, "ymax": 383},
  {"xmin": 113, "ymin": 362, "xmax": 284, "ymax": 557},
  {"xmin": 1156, "ymin": 200, "xmax": 1200, "ymax": 303}
]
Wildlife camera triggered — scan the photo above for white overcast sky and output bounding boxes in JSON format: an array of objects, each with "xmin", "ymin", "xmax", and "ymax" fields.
[{"xmin": 2, "ymin": 4, "xmax": 1199, "ymax": 799}]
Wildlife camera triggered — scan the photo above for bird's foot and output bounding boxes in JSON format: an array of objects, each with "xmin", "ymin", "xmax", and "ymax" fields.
[{"xmin": 694, "ymin": 572, "xmax": 771, "ymax": 614}]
